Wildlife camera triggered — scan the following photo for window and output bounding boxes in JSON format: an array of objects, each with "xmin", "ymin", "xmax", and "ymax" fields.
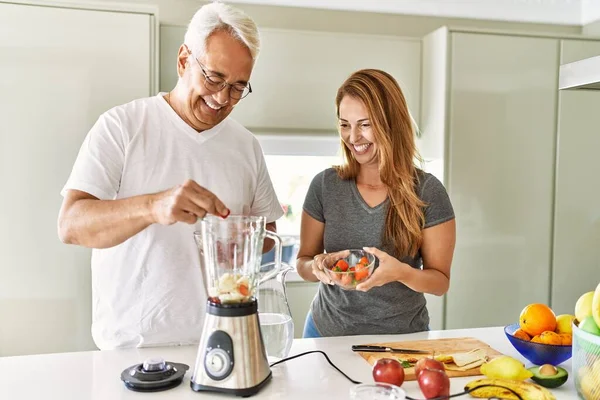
[{"xmin": 257, "ymin": 134, "xmax": 343, "ymax": 237}]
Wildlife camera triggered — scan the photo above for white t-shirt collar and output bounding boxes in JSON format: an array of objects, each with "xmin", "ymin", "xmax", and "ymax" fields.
[{"xmin": 156, "ymin": 92, "xmax": 226, "ymax": 144}]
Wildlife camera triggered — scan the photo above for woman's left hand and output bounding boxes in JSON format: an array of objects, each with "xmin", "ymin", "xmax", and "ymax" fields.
[{"xmin": 355, "ymin": 247, "xmax": 410, "ymax": 292}]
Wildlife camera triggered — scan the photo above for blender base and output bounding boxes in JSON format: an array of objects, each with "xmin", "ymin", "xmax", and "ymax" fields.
[{"xmin": 190, "ymin": 371, "xmax": 272, "ymax": 397}]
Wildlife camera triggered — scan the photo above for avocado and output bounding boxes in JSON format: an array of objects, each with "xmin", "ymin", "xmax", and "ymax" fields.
[{"xmin": 527, "ymin": 364, "xmax": 568, "ymax": 388}]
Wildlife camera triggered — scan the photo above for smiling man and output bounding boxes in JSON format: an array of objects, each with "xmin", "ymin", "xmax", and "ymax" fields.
[{"xmin": 57, "ymin": 2, "xmax": 283, "ymax": 350}]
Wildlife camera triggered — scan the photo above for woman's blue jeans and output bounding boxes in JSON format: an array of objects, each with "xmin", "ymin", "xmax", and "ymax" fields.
[{"xmin": 302, "ymin": 311, "xmax": 322, "ymax": 338}]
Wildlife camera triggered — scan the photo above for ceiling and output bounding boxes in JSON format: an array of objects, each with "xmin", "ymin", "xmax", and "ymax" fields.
[{"xmin": 231, "ymin": 0, "xmax": 600, "ymax": 26}]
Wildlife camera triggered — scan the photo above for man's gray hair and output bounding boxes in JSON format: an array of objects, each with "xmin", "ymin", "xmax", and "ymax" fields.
[{"xmin": 184, "ymin": 1, "xmax": 260, "ymax": 62}]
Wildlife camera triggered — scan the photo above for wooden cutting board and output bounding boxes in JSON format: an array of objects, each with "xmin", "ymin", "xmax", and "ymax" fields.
[{"xmin": 355, "ymin": 337, "xmax": 504, "ymax": 381}]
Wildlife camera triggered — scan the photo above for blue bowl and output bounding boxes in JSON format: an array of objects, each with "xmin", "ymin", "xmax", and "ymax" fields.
[{"xmin": 504, "ymin": 323, "xmax": 572, "ymax": 366}]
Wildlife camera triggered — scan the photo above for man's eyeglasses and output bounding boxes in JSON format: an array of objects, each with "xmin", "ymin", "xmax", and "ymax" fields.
[{"xmin": 186, "ymin": 46, "xmax": 252, "ymax": 100}]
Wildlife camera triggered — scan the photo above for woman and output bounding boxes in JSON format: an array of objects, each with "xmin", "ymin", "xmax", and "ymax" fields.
[{"xmin": 296, "ymin": 69, "xmax": 456, "ymax": 338}]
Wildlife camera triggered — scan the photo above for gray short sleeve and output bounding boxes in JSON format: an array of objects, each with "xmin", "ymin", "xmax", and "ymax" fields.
[
  {"xmin": 420, "ymin": 174, "xmax": 455, "ymax": 229},
  {"xmin": 303, "ymin": 170, "xmax": 325, "ymax": 223}
]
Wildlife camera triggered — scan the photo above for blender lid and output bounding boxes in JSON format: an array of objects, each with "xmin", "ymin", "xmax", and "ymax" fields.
[{"xmin": 120, "ymin": 357, "xmax": 189, "ymax": 392}]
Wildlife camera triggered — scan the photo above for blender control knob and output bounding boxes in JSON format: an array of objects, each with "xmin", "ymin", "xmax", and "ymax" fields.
[
  {"xmin": 203, "ymin": 330, "xmax": 235, "ymax": 381},
  {"xmin": 205, "ymin": 348, "xmax": 232, "ymax": 379},
  {"xmin": 143, "ymin": 357, "xmax": 166, "ymax": 372}
]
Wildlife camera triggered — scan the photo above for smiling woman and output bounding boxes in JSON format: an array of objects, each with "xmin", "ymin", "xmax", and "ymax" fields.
[{"xmin": 295, "ymin": 68, "xmax": 456, "ymax": 339}]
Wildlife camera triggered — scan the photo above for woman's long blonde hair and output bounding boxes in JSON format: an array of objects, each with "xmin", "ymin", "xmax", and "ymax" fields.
[{"xmin": 334, "ymin": 69, "xmax": 425, "ymax": 257}]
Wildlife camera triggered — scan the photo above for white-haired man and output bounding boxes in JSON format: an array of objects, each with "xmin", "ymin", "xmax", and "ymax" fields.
[{"xmin": 58, "ymin": 2, "xmax": 283, "ymax": 350}]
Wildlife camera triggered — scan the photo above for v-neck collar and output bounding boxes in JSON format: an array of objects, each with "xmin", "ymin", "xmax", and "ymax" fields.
[
  {"xmin": 157, "ymin": 92, "xmax": 225, "ymax": 144},
  {"xmin": 350, "ymin": 179, "xmax": 389, "ymax": 214}
]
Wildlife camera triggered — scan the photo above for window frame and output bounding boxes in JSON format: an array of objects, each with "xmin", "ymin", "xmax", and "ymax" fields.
[{"xmin": 255, "ymin": 133, "xmax": 342, "ymax": 157}]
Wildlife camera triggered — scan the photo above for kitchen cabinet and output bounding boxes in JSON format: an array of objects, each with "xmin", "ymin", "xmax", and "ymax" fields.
[
  {"xmin": 160, "ymin": 26, "xmax": 422, "ymax": 133},
  {"xmin": 420, "ymin": 27, "xmax": 600, "ymax": 330},
  {"xmin": 551, "ymin": 40, "xmax": 600, "ymax": 315},
  {"xmin": 445, "ymin": 31, "xmax": 559, "ymax": 329},
  {"xmin": 0, "ymin": 1, "xmax": 157, "ymax": 356},
  {"xmin": 286, "ymin": 281, "xmax": 319, "ymax": 338}
]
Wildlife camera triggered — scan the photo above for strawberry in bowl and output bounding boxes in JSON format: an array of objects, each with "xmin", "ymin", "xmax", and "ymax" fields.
[{"xmin": 324, "ymin": 249, "xmax": 376, "ymax": 290}]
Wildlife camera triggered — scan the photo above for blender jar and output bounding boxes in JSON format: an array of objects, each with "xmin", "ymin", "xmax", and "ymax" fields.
[{"xmin": 194, "ymin": 215, "xmax": 281, "ymax": 305}]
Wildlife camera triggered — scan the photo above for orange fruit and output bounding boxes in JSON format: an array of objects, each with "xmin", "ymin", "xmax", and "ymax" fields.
[
  {"xmin": 512, "ymin": 328, "xmax": 531, "ymax": 341},
  {"xmin": 519, "ymin": 303, "xmax": 557, "ymax": 336},
  {"xmin": 531, "ymin": 335, "xmax": 543, "ymax": 343},
  {"xmin": 559, "ymin": 333, "xmax": 572, "ymax": 345},
  {"xmin": 539, "ymin": 331, "xmax": 562, "ymax": 345}
]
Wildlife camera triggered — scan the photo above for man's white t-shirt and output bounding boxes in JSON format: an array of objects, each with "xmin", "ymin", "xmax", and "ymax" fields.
[{"xmin": 62, "ymin": 93, "xmax": 284, "ymax": 350}]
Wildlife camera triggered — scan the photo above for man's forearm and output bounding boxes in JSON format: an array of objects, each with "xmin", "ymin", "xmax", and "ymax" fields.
[{"xmin": 58, "ymin": 194, "xmax": 156, "ymax": 249}]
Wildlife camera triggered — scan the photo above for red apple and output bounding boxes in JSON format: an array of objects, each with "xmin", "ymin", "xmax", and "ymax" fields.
[
  {"xmin": 417, "ymin": 368, "xmax": 450, "ymax": 399},
  {"xmin": 372, "ymin": 358, "xmax": 405, "ymax": 387},
  {"xmin": 414, "ymin": 357, "xmax": 446, "ymax": 379}
]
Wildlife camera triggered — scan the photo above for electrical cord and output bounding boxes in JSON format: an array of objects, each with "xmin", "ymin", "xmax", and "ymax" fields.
[
  {"xmin": 269, "ymin": 350, "xmax": 524, "ymax": 400},
  {"xmin": 269, "ymin": 350, "xmax": 362, "ymax": 384}
]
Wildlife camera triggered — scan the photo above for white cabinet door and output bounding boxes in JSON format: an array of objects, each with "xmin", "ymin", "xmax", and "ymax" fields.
[
  {"xmin": 0, "ymin": 3, "xmax": 153, "ymax": 356},
  {"xmin": 420, "ymin": 27, "xmax": 450, "ymax": 331},
  {"xmin": 445, "ymin": 33, "xmax": 559, "ymax": 329},
  {"xmin": 229, "ymin": 28, "xmax": 421, "ymax": 132},
  {"xmin": 286, "ymin": 282, "xmax": 319, "ymax": 338},
  {"xmin": 160, "ymin": 27, "xmax": 421, "ymax": 133},
  {"xmin": 551, "ymin": 40, "xmax": 600, "ymax": 315}
]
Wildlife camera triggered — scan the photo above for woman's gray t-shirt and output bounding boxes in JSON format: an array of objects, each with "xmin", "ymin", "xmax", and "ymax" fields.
[{"xmin": 302, "ymin": 168, "xmax": 455, "ymax": 337}]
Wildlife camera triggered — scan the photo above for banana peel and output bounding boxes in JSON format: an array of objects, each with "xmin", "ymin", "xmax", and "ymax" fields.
[{"xmin": 465, "ymin": 378, "xmax": 556, "ymax": 400}]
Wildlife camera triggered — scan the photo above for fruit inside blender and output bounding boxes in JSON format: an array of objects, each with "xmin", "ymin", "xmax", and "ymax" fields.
[{"xmin": 208, "ymin": 273, "xmax": 253, "ymax": 304}]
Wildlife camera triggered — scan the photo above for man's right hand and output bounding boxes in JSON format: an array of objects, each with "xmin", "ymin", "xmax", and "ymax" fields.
[
  {"xmin": 311, "ymin": 250, "xmax": 351, "ymax": 285},
  {"xmin": 151, "ymin": 179, "xmax": 230, "ymax": 225}
]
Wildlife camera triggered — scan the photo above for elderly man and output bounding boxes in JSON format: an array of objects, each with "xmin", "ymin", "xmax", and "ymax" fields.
[{"xmin": 58, "ymin": 2, "xmax": 283, "ymax": 350}]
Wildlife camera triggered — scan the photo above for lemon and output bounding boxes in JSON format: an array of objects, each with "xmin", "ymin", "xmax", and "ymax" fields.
[
  {"xmin": 480, "ymin": 356, "xmax": 533, "ymax": 381},
  {"xmin": 555, "ymin": 314, "xmax": 576, "ymax": 334},
  {"xmin": 575, "ymin": 291, "xmax": 595, "ymax": 322}
]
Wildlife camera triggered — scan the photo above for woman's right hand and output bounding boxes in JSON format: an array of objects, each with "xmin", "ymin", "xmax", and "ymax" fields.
[{"xmin": 312, "ymin": 250, "xmax": 351, "ymax": 285}]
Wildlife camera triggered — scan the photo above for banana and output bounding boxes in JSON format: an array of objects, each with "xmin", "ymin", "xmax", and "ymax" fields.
[{"xmin": 464, "ymin": 378, "xmax": 556, "ymax": 400}]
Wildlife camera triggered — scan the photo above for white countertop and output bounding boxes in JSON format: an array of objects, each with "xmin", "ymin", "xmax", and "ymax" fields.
[{"xmin": 0, "ymin": 327, "xmax": 578, "ymax": 400}]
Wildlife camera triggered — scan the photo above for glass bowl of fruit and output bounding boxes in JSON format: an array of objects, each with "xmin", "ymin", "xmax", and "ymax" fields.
[
  {"xmin": 323, "ymin": 249, "xmax": 376, "ymax": 290},
  {"xmin": 504, "ymin": 323, "xmax": 572, "ymax": 366},
  {"xmin": 350, "ymin": 383, "xmax": 406, "ymax": 400}
]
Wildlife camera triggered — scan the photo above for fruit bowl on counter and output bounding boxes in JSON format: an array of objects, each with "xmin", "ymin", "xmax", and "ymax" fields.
[
  {"xmin": 323, "ymin": 249, "xmax": 376, "ymax": 290},
  {"xmin": 504, "ymin": 323, "xmax": 572, "ymax": 366}
]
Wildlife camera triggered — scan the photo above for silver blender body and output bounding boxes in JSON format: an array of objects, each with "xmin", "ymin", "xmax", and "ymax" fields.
[
  {"xmin": 190, "ymin": 300, "xmax": 271, "ymax": 396},
  {"xmin": 190, "ymin": 215, "xmax": 281, "ymax": 397}
]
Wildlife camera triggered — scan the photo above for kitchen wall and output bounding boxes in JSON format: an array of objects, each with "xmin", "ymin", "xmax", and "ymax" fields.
[
  {"xmin": 584, "ymin": 20, "xmax": 600, "ymax": 35},
  {"xmin": 123, "ymin": 0, "xmax": 582, "ymax": 36},
  {"xmin": 582, "ymin": 0, "xmax": 600, "ymax": 26},
  {"xmin": 156, "ymin": 0, "xmax": 581, "ymax": 92}
]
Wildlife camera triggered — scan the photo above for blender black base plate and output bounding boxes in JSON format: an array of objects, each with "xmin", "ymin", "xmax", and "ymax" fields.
[
  {"xmin": 123, "ymin": 378, "xmax": 184, "ymax": 392},
  {"xmin": 121, "ymin": 359, "xmax": 189, "ymax": 392},
  {"xmin": 190, "ymin": 371, "xmax": 272, "ymax": 398}
]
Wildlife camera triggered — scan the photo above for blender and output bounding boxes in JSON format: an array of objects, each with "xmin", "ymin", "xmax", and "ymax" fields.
[{"xmin": 190, "ymin": 215, "xmax": 282, "ymax": 397}]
